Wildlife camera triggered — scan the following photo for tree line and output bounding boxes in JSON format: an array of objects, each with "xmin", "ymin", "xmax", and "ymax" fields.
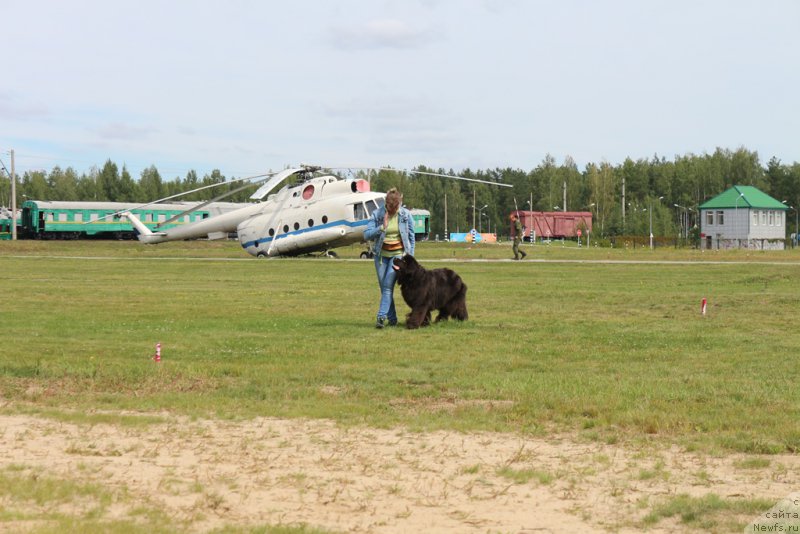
[{"xmin": 2, "ymin": 147, "xmax": 799, "ymax": 239}]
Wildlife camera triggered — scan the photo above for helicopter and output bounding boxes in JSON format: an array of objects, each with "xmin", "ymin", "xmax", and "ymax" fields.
[{"xmin": 121, "ymin": 165, "xmax": 511, "ymax": 258}]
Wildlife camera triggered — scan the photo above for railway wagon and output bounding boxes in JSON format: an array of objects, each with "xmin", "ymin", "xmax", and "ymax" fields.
[
  {"xmin": 409, "ymin": 208, "xmax": 430, "ymax": 241},
  {"xmin": 0, "ymin": 216, "xmax": 17, "ymax": 240},
  {"xmin": 511, "ymin": 210, "xmax": 593, "ymax": 240},
  {"xmin": 20, "ymin": 200, "xmax": 252, "ymax": 240}
]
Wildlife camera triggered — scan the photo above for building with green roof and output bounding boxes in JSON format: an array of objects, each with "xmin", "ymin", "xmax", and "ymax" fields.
[{"xmin": 699, "ymin": 185, "xmax": 788, "ymax": 250}]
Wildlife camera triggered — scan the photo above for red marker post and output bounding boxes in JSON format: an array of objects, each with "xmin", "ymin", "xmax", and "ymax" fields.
[
  {"xmin": 701, "ymin": 298, "xmax": 707, "ymax": 316},
  {"xmin": 153, "ymin": 342, "xmax": 162, "ymax": 362}
]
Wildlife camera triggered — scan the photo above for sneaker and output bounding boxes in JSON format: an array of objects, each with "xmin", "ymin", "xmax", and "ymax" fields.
[
  {"xmin": 521, "ymin": 251, "xmax": 527, "ymax": 259},
  {"xmin": 375, "ymin": 318, "xmax": 385, "ymax": 329},
  {"xmin": 387, "ymin": 319, "xmax": 398, "ymax": 327}
]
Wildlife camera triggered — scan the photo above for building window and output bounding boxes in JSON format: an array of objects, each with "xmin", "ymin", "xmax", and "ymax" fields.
[
  {"xmin": 777, "ymin": 212, "xmax": 783, "ymax": 226},
  {"xmin": 717, "ymin": 211, "xmax": 724, "ymax": 225},
  {"xmin": 769, "ymin": 211, "xmax": 774, "ymax": 226},
  {"xmin": 752, "ymin": 211, "xmax": 758, "ymax": 226},
  {"xmin": 760, "ymin": 211, "xmax": 766, "ymax": 225},
  {"xmin": 706, "ymin": 211, "xmax": 714, "ymax": 225}
]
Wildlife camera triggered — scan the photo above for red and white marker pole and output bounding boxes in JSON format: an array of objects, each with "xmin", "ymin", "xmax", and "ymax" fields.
[
  {"xmin": 701, "ymin": 298, "xmax": 707, "ymax": 316},
  {"xmin": 154, "ymin": 342, "xmax": 162, "ymax": 362}
]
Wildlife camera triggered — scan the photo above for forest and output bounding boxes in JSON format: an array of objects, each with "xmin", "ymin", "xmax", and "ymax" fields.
[{"xmin": 2, "ymin": 147, "xmax": 799, "ymax": 241}]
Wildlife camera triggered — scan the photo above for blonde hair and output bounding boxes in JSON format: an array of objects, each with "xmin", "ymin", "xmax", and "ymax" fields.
[{"xmin": 385, "ymin": 188, "xmax": 403, "ymax": 215}]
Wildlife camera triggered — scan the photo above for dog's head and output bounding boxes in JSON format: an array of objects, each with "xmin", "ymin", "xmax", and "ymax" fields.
[{"xmin": 392, "ymin": 254, "xmax": 421, "ymax": 276}]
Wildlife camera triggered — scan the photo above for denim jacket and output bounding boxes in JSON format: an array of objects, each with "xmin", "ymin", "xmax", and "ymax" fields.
[{"xmin": 363, "ymin": 205, "xmax": 415, "ymax": 257}]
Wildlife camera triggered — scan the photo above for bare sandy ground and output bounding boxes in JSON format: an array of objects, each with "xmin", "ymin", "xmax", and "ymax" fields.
[{"xmin": 1, "ymin": 411, "xmax": 797, "ymax": 533}]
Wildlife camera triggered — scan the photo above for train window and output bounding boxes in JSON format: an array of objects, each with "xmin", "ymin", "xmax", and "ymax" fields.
[
  {"xmin": 158, "ymin": 214, "xmax": 166, "ymax": 223},
  {"xmin": 283, "ymin": 224, "xmax": 289, "ymax": 233},
  {"xmin": 353, "ymin": 203, "xmax": 367, "ymax": 220},
  {"xmin": 322, "ymin": 215, "xmax": 328, "ymax": 224},
  {"xmin": 293, "ymin": 222, "xmax": 300, "ymax": 231},
  {"xmin": 269, "ymin": 228, "xmax": 275, "ymax": 237},
  {"xmin": 145, "ymin": 213, "xmax": 153, "ymax": 222},
  {"xmin": 58, "ymin": 213, "xmax": 67, "ymax": 222},
  {"xmin": 307, "ymin": 219, "xmax": 314, "ymax": 227},
  {"xmin": 202, "ymin": 213, "xmax": 209, "ymax": 219},
  {"xmin": 90, "ymin": 213, "xmax": 99, "ymax": 222},
  {"xmin": 74, "ymin": 213, "xmax": 83, "ymax": 222},
  {"xmin": 366, "ymin": 200, "xmax": 379, "ymax": 215}
]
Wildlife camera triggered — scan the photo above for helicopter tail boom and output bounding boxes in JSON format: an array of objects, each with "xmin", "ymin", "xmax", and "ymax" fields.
[{"xmin": 120, "ymin": 211, "xmax": 169, "ymax": 244}]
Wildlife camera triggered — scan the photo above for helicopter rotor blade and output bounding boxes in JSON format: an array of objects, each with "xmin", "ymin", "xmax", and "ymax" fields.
[
  {"xmin": 249, "ymin": 167, "xmax": 308, "ymax": 200},
  {"xmin": 154, "ymin": 180, "xmax": 258, "ymax": 229},
  {"xmin": 85, "ymin": 171, "xmax": 272, "ymax": 225},
  {"xmin": 405, "ymin": 168, "xmax": 513, "ymax": 188},
  {"xmin": 326, "ymin": 166, "xmax": 513, "ymax": 188}
]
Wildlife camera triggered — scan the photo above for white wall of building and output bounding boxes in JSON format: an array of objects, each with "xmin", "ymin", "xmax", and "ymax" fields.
[
  {"xmin": 701, "ymin": 208, "xmax": 786, "ymax": 249},
  {"xmin": 747, "ymin": 209, "xmax": 785, "ymax": 239}
]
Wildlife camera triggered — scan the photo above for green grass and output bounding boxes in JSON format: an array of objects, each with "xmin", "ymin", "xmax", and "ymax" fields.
[
  {"xmin": 0, "ymin": 465, "xmax": 339, "ymax": 534},
  {"xmin": 642, "ymin": 493, "xmax": 775, "ymax": 531},
  {"xmin": 496, "ymin": 466, "xmax": 554, "ymax": 485},
  {"xmin": 2, "ymin": 240, "xmax": 800, "ymax": 453}
]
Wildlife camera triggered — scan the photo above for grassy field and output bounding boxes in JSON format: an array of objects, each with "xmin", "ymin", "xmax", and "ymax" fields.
[{"xmin": 2, "ymin": 239, "xmax": 799, "ymax": 454}]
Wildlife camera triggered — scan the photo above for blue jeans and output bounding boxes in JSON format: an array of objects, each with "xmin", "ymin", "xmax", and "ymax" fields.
[{"xmin": 375, "ymin": 255, "xmax": 399, "ymax": 322}]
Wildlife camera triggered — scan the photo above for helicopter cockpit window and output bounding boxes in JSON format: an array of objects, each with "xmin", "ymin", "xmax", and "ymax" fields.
[
  {"xmin": 366, "ymin": 200, "xmax": 379, "ymax": 216},
  {"xmin": 353, "ymin": 203, "xmax": 368, "ymax": 220}
]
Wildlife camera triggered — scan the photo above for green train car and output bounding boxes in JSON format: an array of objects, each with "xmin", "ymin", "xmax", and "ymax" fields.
[
  {"xmin": 20, "ymin": 200, "xmax": 249, "ymax": 240},
  {"xmin": 0, "ymin": 216, "xmax": 17, "ymax": 240},
  {"xmin": 409, "ymin": 208, "xmax": 430, "ymax": 241}
]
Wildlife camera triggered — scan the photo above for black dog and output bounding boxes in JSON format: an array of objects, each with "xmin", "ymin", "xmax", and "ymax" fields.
[{"xmin": 392, "ymin": 255, "xmax": 468, "ymax": 329}]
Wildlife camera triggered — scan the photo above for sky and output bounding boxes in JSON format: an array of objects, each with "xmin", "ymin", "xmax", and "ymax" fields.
[{"xmin": 1, "ymin": 0, "xmax": 798, "ymax": 180}]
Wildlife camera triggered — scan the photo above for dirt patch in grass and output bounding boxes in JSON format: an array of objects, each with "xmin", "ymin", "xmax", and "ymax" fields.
[{"xmin": 0, "ymin": 409, "xmax": 797, "ymax": 533}]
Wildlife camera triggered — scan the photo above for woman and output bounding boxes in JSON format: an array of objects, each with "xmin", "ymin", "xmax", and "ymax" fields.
[{"xmin": 363, "ymin": 188, "xmax": 415, "ymax": 328}]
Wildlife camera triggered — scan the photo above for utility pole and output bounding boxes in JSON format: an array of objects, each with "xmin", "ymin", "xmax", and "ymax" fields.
[
  {"xmin": 563, "ymin": 181, "xmax": 567, "ymax": 212},
  {"xmin": 10, "ymin": 149, "xmax": 16, "ymax": 240},
  {"xmin": 621, "ymin": 176, "xmax": 626, "ymax": 230}
]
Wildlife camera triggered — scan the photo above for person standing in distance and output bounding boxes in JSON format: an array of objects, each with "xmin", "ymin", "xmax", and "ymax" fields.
[
  {"xmin": 363, "ymin": 188, "xmax": 415, "ymax": 328},
  {"xmin": 511, "ymin": 213, "xmax": 527, "ymax": 260}
]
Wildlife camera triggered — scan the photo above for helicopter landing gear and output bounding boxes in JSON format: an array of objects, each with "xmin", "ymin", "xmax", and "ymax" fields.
[
  {"xmin": 256, "ymin": 251, "xmax": 269, "ymax": 259},
  {"xmin": 325, "ymin": 250, "xmax": 339, "ymax": 258},
  {"xmin": 359, "ymin": 250, "xmax": 374, "ymax": 259}
]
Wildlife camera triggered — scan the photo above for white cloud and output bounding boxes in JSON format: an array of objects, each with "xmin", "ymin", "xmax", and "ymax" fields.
[
  {"xmin": 329, "ymin": 18, "xmax": 439, "ymax": 50},
  {"xmin": 92, "ymin": 123, "xmax": 158, "ymax": 141},
  {"xmin": 0, "ymin": 93, "xmax": 50, "ymax": 121}
]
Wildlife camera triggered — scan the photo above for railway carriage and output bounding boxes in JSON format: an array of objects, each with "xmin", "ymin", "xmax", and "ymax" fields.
[
  {"xmin": 409, "ymin": 209, "xmax": 430, "ymax": 241},
  {"xmin": 0, "ymin": 216, "xmax": 15, "ymax": 240},
  {"xmin": 19, "ymin": 200, "xmax": 251, "ymax": 240}
]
